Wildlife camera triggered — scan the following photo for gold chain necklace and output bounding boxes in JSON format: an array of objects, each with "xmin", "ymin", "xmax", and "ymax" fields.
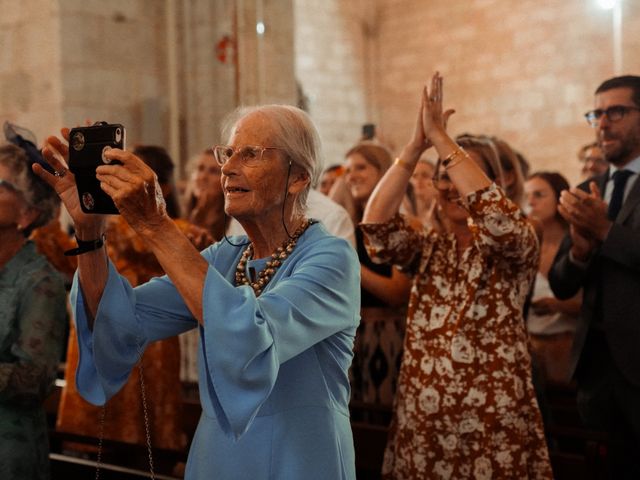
[{"xmin": 235, "ymin": 218, "xmax": 314, "ymax": 295}]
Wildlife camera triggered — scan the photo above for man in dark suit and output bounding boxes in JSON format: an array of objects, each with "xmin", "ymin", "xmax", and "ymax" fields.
[{"xmin": 549, "ymin": 75, "xmax": 640, "ymax": 479}]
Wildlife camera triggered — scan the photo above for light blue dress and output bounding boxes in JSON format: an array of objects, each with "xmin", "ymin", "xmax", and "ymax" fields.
[{"xmin": 71, "ymin": 223, "xmax": 360, "ymax": 479}]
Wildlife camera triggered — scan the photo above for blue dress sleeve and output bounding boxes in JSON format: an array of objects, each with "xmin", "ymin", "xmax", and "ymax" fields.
[
  {"xmin": 200, "ymin": 234, "xmax": 360, "ymax": 439},
  {"xmin": 73, "ymin": 231, "xmax": 360, "ymax": 442},
  {"xmin": 72, "ymin": 260, "xmax": 197, "ymax": 406}
]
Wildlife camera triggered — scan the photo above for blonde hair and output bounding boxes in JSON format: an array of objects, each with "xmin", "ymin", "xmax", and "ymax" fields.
[{"xmin": 345, "ymin": 141, "xmax": 393, "ymax": 173}]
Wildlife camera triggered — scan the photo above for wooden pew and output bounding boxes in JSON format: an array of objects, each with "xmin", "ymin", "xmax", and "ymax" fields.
[
  {"xmin": 46, "ymin": 380, "xmax": 610, "ymax": 479},
  {"xmin": 50, "ymin": 452, "xmax": 181, "ymax": 479}
]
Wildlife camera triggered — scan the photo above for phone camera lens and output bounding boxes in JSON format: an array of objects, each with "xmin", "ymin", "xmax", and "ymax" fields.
[
  {"xmin": 71, "ymin": 132, "xmax": 85, "ymax": 151},
  {"xmin": 102, "ymin": 146, "xmax": 113, "ymax": 164},
  {"xmin": 115, "ymin": 128, "xmax": 122, "ymax": 143}
]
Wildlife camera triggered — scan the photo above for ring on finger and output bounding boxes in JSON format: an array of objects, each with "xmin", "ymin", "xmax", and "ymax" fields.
[{"xmin": 54, "ymin": 168, "xmax": 68, "ymax": 178}]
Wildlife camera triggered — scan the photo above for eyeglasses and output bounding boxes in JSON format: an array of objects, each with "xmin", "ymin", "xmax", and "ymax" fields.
[
  {"xmin": 213, "ymin": 144, "xmax": 281, "ymax": 167},
  {"xmin": 431, "ymin": 159, "xmax": 452, "ymax": 191},
  {"xmin": 0, "ymin": 178, "xmax": 21, "ymax": 194},
  {"xmin": 584, "ymin": 105, "xmax": 640, "ymax": 127}
]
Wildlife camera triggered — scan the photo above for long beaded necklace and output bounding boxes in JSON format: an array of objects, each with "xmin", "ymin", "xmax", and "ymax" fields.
[{"xmin": 235, "ymin": 218, "xmax": 315, "ymax": 295}]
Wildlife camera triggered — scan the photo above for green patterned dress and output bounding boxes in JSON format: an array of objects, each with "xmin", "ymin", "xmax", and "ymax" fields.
[{"xmin": 0, "ymin": 242, "xmax": 67, "ymax": 480}]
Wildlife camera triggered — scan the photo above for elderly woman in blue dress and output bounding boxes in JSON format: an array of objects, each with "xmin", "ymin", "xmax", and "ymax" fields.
[
  {"xmin": 35, "ymin": 105, "xmax": 360, "ymax": 480},
  {"xmin": 1, "ymin": 133, "xmax": 67, "ymax": 480}
]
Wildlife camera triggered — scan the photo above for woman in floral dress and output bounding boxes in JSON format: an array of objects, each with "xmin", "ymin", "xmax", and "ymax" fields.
[{"xmin": 362, "ymin": 73, "xmax": 552, "ymax": 479}]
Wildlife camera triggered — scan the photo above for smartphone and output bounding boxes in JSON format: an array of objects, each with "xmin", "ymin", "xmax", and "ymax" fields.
[
  {"xmin": 68, "ymin": 123, "xmax": 125, "ymax": 214},
  {"xmin": 362, "ymin": 123, "xmax": 375, "ymax": 140}
]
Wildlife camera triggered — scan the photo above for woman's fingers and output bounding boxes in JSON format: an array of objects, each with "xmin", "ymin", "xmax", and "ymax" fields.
[
  {"xmin": 99, "ymin": 175, "xmax": 153, "ymax": 213},
  {"xmin": 40, "ymin": 138, "xmax": 73, "ymax": 192},
  {"xmin": 443, "ymin": 109, "xmax": 456, "ymax": 130},
  {"xmin": 61, "ymin": 127, "xmax": 71, "ymax": 142},
  {"xmin": 97, "ymin": 167, "xmax": 153, "ymax": 205},
  {"xmin": 96, "ymin": 153, "xmax": 164, "ymax": 222},
  {"xmin": 429, "ymin": 72, "xmax": 441, "ymax": 102},
  {"xmin": 97, "ymin": 162, "xmax": 146, "ymax": 184},
  {"xmin": 47, "ymin": 135, "xmax": 70, "ymax": 159},
  {"xmin": 97, "ymin": 152, "xmax": 159, "ymax": 210},
  {"xmin": 98, "ymin": 179, "xmax": 118, "ymax": 199},
  {"xmin": 43, "ymin": 137, "xmax": 70, "ymax": 168},
  {"xmin": 101, "ymin": 149, "xmax": 154, "ymax": 179},
  {"xmin": 31, "ymin": 162, "xmax": 57, "ymax": 187}
]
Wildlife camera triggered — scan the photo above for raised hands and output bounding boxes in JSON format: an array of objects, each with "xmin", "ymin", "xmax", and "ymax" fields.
[
  {"xmin": 401, "ymin": 73, "xmax": 455, "ymax": 168},
  {"xmin": 558, "ymin": 181, "xmax": 611, "ymax": 260},
  {"xmin": 558, "ymin": 182, "xmax": 610, "ymax": 238},
  {"xmin": 420, "ymin": 72, "xmax": 455, "ymax": 144}
]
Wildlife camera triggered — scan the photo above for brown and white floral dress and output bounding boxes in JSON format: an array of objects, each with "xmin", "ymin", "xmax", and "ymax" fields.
[{"xmin": 361, "ymin": 184, "xmax": 552, "ymax": 479}]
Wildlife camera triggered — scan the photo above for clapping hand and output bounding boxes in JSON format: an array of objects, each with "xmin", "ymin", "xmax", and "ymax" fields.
[
  {"xmin": 558, "ymin": 182, "xmax": 611, "ymax": 247},
  {"xmin": 421, "ymin": 72, "xmax": 455, "ymax": 145},
  {"xmin": 407, "ymin": 72, "xmax": 455, "ymax": 155}
]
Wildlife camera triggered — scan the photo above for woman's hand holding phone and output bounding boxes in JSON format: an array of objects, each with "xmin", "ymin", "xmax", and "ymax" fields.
[{"xmin": 34, "ymin": 129, "xmax": 107, "ymax": 239}]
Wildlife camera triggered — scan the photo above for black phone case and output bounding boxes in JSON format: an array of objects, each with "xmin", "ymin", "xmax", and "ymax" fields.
[{"xmin": 68, "ymin": 123, "xmax": 125, "ymax": 214}]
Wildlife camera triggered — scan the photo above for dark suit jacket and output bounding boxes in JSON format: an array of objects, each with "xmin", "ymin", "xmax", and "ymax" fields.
[{"xmin": 549, "ymin": 170, "xmax": 640, "ymax": 387}]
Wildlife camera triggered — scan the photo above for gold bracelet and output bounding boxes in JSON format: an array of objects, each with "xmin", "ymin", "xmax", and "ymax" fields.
[
  {"xmin": 394, "ymin": 157, "xmax": 415, "ymax": 172},
  {"xmin": 441, "ymin": 147, "xmax": 469, "ymax": 170}
]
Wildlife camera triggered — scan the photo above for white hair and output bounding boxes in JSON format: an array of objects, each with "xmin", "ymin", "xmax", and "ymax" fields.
[{"xmin": 221, "ymin": 104, "xmax": 323, "ymax": 217}]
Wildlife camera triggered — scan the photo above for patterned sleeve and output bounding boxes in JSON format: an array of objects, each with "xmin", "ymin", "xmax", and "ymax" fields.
[
  {"xmin": 466, "ymin": 183, "xmax": 539, "ymax": 266},
  {"xmin": 360, "ymin": 213, "xmax": 427, "ymax": 270},
  {"xmin": 0, "ymin": 271, "xmax": 67, "ymax": 405}
]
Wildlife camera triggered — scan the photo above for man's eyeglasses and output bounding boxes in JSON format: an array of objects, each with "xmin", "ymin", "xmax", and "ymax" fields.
[
  {"xmin": 213, "ymin": 144, "xmax": 281, "ymax": 167},
  {"xmin": 584, "ymin": 105, "xmax": 640, "ymax": 127}
]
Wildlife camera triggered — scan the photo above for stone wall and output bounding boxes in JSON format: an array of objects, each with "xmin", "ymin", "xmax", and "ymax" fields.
[
  {"xmin": 293, "ymin": 0, "xmax": 640, "ymax": 185},
  {"xmin": 371, "ymin": 0, "xmax": 640, "ymax": 185},
  {"xmin": 0, "ymin": 0, "xmax": 63, "ymax": 143},
  {"xmin": 294, "ymin": 0, "xmax": 371, "ymax": 171},
  {"xmin": 1, "ymin": 0, "xmax": 296, "ymax": 176},
  {"xmin": 59, "ymin": 0, "xmax": 167, "ymax": 147},
  {"xmin": 2, "ymin": 0, "xmax": 639, "ymax": 186}
]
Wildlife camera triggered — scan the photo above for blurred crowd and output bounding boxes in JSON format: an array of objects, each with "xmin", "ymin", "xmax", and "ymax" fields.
[{"xmin": 2, "ymin": 72, "xmax": 639, "ymax": 480}]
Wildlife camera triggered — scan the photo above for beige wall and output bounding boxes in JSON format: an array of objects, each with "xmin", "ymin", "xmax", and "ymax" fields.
[
  {"xmin": 2, "ymin": 0, "xmax": 639, "ymax": 187},
  {"xmin": 0, "ymin": 0, "xmax": 63, "ymax": 143},
  {"xmin": 59, "ymin": 1, "xmax": 168, "ymax": 147},
  {"xmin": 1, "ymin": 0, "xmax": 296, "ymax": 177},
  {"xmin": 294, "ymin": 0, "xmax": 371, "ymax": 170},
  {"xmin": 294, "ymin": 0, "xmax": 640, "ymax": 186},
  {"xmin": 372, "ymin": 0, "xmax": 640, "ymax": 186}
]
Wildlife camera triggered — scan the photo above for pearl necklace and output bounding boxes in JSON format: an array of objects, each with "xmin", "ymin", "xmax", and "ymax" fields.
[{"xmin": 235, "ymin": 218, "xmax": 315, "ymax": 295}]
